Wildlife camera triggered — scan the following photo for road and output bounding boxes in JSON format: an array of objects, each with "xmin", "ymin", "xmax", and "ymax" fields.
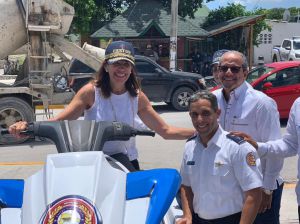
[{"xmin": 0, "ymin": 104, "xmax": 296, "ymax": 181}]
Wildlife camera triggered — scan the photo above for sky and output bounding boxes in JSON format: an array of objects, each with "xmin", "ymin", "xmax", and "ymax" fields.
[{"xmin": 206, "ymin": 0, "xmax": 300, "ymax": 11}]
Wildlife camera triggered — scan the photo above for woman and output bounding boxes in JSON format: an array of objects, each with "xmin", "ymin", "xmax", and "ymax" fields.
[{"xmin": 9, "ymin": 41, "xmax": 195, "ymax": 171}]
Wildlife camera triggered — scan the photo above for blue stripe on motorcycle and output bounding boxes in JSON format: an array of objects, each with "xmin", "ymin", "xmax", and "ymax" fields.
[
  {"xmin": 0, "ymin": 179, "xmax": 24, "ymax": 208},
  {"xmin": 126, "ymin": 169, "xmax": 181, "ymax": 224}
]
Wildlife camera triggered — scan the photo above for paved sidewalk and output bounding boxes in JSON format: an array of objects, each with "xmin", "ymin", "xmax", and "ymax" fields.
[{"xmin": 280, "ymin": 182, "xmax": 298, "ymax": 224}]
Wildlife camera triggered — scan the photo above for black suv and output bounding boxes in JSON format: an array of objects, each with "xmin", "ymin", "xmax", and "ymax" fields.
[{"xmin": 69, "ymin": 55, "xmax": 206, "ymax": 111}]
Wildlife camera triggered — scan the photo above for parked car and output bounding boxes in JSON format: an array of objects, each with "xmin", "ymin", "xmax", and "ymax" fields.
[
  {"xmin": 272, "ymin": 37, "xmax": 300, "ymax": 62},
  {"xmin": 211, "ymin": 61, "xmax": 300, "ymax": 118},
  {"xmin": 68, "ymin": 55, "xmax": 206, "ymax": 111},
  {"xmin": 247, "ymin": 61, "xmax": 300, "ymax": 118}
]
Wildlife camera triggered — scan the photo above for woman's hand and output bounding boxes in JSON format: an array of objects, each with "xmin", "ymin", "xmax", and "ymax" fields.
[
  {"xmin": 230, "ymin": 131, "xmax": 258, "ymax": 150},
  {"xmin": 8, "ymin": 121, "xmax": 28, "ymax": 137}
]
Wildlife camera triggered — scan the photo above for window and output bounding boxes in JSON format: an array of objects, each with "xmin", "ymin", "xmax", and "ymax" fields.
[
  {"xmin": 282, "ymin": 40, "xmax": 291, "ymax": 48},
  {"xmin": 261, "ymin": 67, "xmax": 300, "ymax": 88},
  {"xmin": 136, "ymin": 61, "xmax": 157, "ymax": 73},
  {"xmin": 257, "ymin": 33, "xmax": 272, "ymax": 44},
  {"xmin": 247, "ymin": 66, "xmax": 274, "ymax": 83}
]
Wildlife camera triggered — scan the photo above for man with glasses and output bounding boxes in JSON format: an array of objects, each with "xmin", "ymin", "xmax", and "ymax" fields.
[
  {"xmin": 212, "ymin": 51, "xmax": 283, "ymax": 224},
  {"xmin": 177, "ymin": 90, "xmax": 262, "ymax": 224}
]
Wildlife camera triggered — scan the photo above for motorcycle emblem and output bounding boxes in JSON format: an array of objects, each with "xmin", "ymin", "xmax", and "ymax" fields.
[{"xmin": 40, "ymin": 195, "xmax": 102, "ymax": 224}]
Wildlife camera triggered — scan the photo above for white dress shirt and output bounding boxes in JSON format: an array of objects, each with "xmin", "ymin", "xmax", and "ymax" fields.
[
  {"xmin": 213, "ymin": 82, "xmax": 283, "ymax": 190},
  {"xmin": 180, "ymin": 126, "xmax": 262, "ymax": 220},
  {"xmin": 258, "ymin": 97, "xmax": 300, "ymax": 203}
]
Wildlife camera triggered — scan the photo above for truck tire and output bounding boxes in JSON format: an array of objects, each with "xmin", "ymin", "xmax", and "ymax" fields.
[
  {"xmin": 171, "ymin": 87, "xmax": 194, "ymax": 111},
  {"xmin": 0, "ymin": 97, "xmax": 34, "ymax": 145},
  {"xmin": 273, "ymin": 56, "xmax": 278, "ymax": 62}
]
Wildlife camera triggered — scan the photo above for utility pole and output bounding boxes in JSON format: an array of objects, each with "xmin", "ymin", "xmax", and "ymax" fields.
[{"xmin": 169, "ymin": 0, "xmax": 178, "ymax": 72}]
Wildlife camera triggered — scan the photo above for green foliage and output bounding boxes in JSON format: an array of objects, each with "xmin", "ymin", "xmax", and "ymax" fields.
[
  {"xmin": 65, "ymin": 0, "xmax": 96, "ymax": 34},
  {"xmin": 264, "ymin": 7, "xmax": 300, "ymax": 20},
  {"xmin": 65, "ymin": 0, "xmax": 210, "ymax": 35},
  {"xmin": 203, "ymin": 3, "xmax": 270, "ymax": 52},
  {"xmin": 161, "ymin": 0, "xmax": 213, "ymax": 18}
]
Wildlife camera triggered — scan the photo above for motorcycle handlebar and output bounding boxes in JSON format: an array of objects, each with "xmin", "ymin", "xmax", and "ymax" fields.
[
  {"xmin": 134, "ymin": 130, "xmax": 155, "ymax": 137},
  {"xmin": 0, "ymin": 128, "xmax": 33, "ymax": 136},
  {"xmin": 0, "ymin": 121, "xmax": 156, "ymax": 153}
]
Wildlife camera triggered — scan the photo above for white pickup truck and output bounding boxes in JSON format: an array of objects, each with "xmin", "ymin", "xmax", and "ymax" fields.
[{"xmin": 271, "ymin": 37, "xmax": 300, "ymax": 62}]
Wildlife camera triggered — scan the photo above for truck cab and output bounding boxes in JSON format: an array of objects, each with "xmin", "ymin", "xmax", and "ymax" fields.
[{"xmin": 272, "ymin": 37, "xmax": 300, "ymax": 62}]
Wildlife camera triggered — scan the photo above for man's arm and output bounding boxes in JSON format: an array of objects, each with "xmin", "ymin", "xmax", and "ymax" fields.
[
  {"xmin": 256, "ymin": 98, "xmax": 283, "ymax": 189},
  {"xmin": 258, "ymin": 99, "xmax": 299, "ymax": 158},
  {"xmin": 240, "ymin": 187, "xmax": 262, "ymax": 224},
  {"xmin": 176, "ymin": 185, "xmax": 194, "ymax": 224}
]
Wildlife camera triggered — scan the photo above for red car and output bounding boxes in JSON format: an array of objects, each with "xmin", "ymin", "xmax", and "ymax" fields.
[
  {"xmin": 247, "ymin": 61, "xmax": 300, "ymax": 118},
  {"xmin": 211, "ymin": 61, "xmax": 300, "ymax": 118}
]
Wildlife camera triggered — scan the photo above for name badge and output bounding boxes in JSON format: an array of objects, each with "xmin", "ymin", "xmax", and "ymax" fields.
[{"xmin": 187, "ymin": 161, "xmax": 195, "ymax": 165}]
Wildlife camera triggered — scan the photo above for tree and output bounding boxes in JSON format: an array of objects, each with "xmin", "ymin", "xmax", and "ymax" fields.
[
  {"xmin": 202, "ymin": 3, "xmax": 270, "ymax": 52},
  {"xmin": 65, "ymin": 0, "xmax": 211, "ymax": 35}
]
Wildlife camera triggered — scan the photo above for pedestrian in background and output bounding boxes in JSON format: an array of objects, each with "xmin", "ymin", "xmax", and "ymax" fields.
[
  {"xmin": 144, "ymin": 44, "xmax": 159, "ymax": 62},
  {"xmin": 190, "ymin": 47, "xmax": 202, "ymax": 74},
  {"xmin": 213, "ymin": 50, "xmax": 284, "ymax": 224},
  {"xmin": 211, "ymin": 49, "xmax": 229, "ymax": 84},
  {"xmin": 177, "ymin": 90, "xmax": 262, "ymax": 224}
]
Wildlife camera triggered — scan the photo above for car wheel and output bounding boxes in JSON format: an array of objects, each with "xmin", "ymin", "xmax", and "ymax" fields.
[
  {"xmin": 171, "ymin": 87, "xmax": 194, "ymax": 111},
  {"xmin": 0, "ymin": 97, "xmax": 34, "ymax": 145},
  {"xmin": 273, "ymin": 56, "xmax": 278, "ymax": 62}
]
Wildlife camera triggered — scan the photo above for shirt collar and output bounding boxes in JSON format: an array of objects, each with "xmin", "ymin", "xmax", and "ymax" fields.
[
  {"xmin": 222, "ymin": 81, "xmax": 248, "ymax": 101},
  {"xmin": 205, "ymin": 126, "xmax": 224, "ymax": 148}
]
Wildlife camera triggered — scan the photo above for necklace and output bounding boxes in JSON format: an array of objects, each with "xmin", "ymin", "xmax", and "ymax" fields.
[{"xmin": 109, "ymin": 93, "xmax": 135, "ymax": 128}]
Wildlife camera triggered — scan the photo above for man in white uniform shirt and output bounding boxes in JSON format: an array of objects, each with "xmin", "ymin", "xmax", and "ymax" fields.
[
  {"xmin": 177, "ymin": 90, "xmax": 262, "ymax": 224},
  {"xmin": 232, "ymin": 97, "xmax": 300, "ymax": 222},
  {"xmin": 213, "ymin": 51, "xmax": 283, "ymax": 224}
]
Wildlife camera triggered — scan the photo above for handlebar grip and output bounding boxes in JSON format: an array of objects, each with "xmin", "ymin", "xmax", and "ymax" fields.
[
  {"xmin": 0, "ymin": 129, "xmax": 9, "ymax": 135},
  {"xmin": 0, "ymin": 128, "xmax": 33, "ymax": 136},
  {"xmin": 135, "ymin": 130, "xmax": 155, "ymax": 137}
]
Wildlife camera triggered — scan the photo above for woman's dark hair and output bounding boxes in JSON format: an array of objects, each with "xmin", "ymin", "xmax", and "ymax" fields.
[{"xmin": 94, "ymin": 60, "xmax": 140, "ymax": 98}]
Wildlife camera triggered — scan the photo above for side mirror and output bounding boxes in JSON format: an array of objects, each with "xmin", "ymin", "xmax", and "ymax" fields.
[
  {"xmin": 262, "ymin": 82, "xmax": 273, "ymax": 90},
  {"xmin": 285, "ymin": 46, "xmax": 291, "ymax": 50}
]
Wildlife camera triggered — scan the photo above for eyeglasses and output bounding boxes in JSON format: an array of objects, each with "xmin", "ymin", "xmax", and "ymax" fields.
[
  {"xmin": 219, "ymin": 65, "xmax": 242, "ymax": 74},
  {"xmin": 108, "ymin": 60, "xmax": 132, "ymax": 67}
]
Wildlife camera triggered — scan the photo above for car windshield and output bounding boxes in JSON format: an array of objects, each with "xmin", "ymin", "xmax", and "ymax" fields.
[
  {"xmin": 293, "ymin": 40, "xmax": 300, "ymax": 50},
  {"xmin": 247, "ymin": 66, "xmax": 275, "ymax": 83}
]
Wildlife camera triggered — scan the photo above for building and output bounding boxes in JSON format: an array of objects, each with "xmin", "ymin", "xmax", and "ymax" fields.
[
  {"xmin": 254, "ymin": 20, "xmax": 300, "ymax": 64},
  {"xmin": 91, "ymin": 0, "xmax": 264, "ymax": 71}
]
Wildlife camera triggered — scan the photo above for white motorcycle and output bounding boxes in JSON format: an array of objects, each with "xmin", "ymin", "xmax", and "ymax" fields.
[{"xmin": 0, "ymin": 121, "xmax": 182, "ymax": 224}]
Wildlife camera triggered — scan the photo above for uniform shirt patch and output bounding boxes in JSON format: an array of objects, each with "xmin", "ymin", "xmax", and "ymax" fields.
[
  {"xmin": 226, "ymin": 133, "xmax": 245, "ymax": 144},
  {"xmin": 214, "ymin": 161, "xmax": 224, "ymax": 167},
  {"xmin": 246, "ymin": 152, "xmax": 256, "ymax": 166}
]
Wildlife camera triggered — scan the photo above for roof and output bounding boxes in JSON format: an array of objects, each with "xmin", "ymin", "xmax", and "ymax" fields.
[
  {"xmin": 207, "ymin": 15, "xmax": 265, "ymax": 36},
  {"xmin": 91, "ymin": 0, "xmax": 209, "ymax": 38},
  {"xmin": 266, "ymin": 61, "xmax": 300, "ymax": 69}
]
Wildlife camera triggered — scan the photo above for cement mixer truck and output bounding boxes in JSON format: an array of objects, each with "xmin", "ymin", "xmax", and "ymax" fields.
[{"xmin": 0, "ymin": 0, "xmax": 104, "ymax": 144}]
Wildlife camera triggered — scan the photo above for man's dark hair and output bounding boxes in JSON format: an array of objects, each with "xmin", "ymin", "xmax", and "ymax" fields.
[{"xmin": 188, "ymin": 90, "xmax": 218, "ymax": 112}]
